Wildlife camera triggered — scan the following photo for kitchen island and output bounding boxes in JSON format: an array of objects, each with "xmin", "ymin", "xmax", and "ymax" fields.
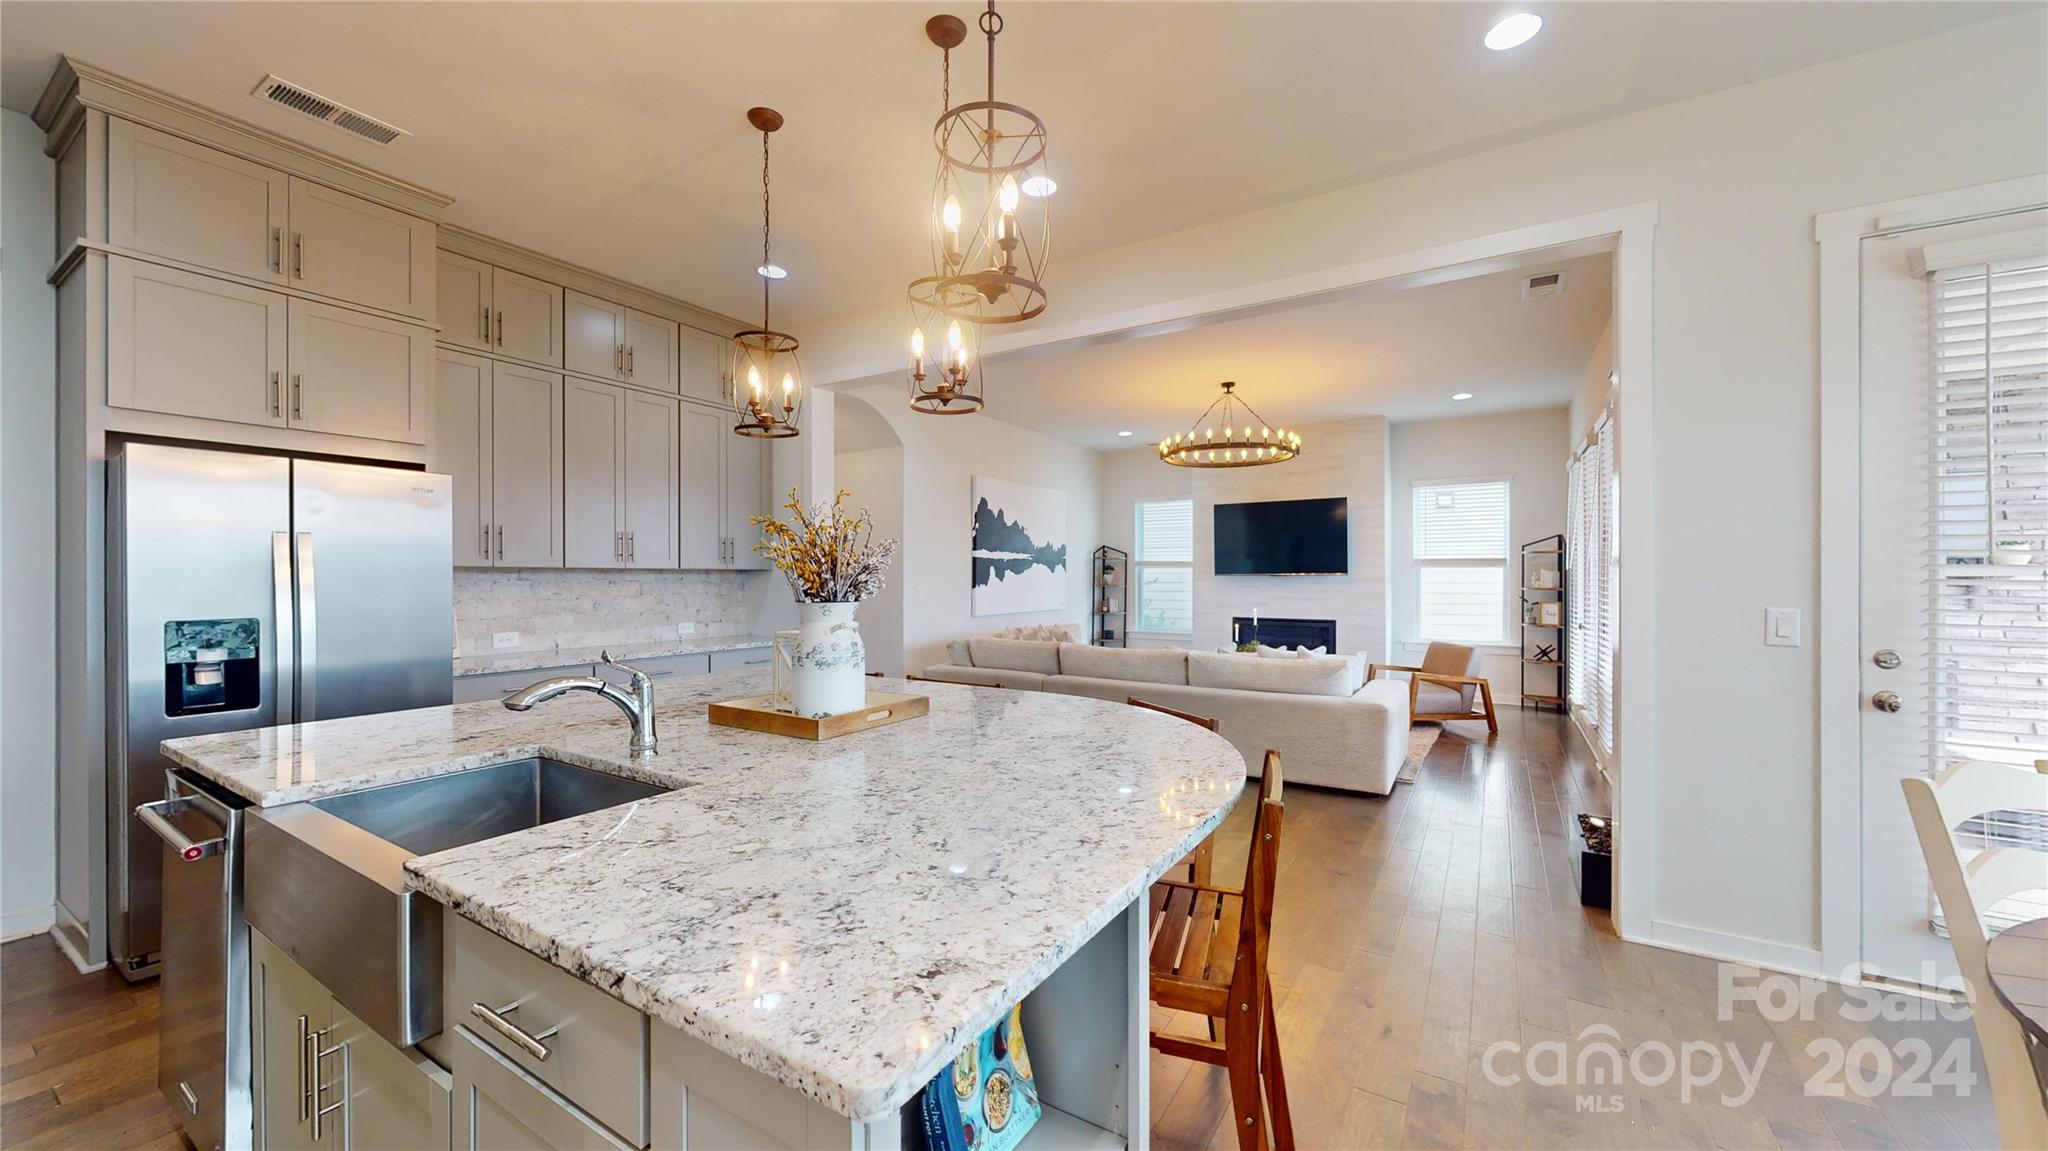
[{"xmin": 162, "ymin": 673, "xmax": 1244, "ymax": 1150}]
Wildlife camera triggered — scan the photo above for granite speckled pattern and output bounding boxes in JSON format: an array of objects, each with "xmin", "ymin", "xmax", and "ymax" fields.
[
  {"xmin": 452, "ymin": 634, "xmax": 775, "ymax": 677},
  {"xmin": 162, "ymin": 675, "xmax": 1244, "ymax": 1122}
]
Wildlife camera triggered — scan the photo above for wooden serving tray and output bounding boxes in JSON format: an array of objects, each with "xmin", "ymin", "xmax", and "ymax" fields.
[{"xmin": 707, "ymin": 691, "xmax": 929, "ymax": 741}]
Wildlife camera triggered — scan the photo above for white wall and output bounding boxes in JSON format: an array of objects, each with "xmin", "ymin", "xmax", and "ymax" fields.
[
  {"xmin": 849, "ymin": 385, "xmax": 1101, "ymax": 673},
  {"xmin": 1096, "ymin": 446, "xmax": 1191, "ymax": 647},
  {"xmin": 1191, "ymin": 416, "xmax": 1391, "ymax": 661},
  {"xmin": 1569, "ymin": 315, "xmax": 1616, "ymax": 447},
  {"xmin": 808, "ymin": 11, "xmax": 2048, "ymax": 966},
  {"xmin": 1389, "ymin": 407, "xmax": 1571, "ymax": 699},
  {"xmin": 834, "ymin": 445, "xmax": 907, "ymax": 675},
  {"xmin": 2, "ymin": 108, "xmax": 58, "ymax": 940}
]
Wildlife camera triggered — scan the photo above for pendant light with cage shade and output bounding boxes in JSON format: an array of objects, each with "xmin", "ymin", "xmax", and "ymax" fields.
[{"xmin": 731, "ymin": 107, "xmax": 802, "ymax": 439}]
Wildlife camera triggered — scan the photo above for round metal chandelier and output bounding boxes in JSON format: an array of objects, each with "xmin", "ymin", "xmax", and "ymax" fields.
[
  {"xmin": 906, "ymin": 277, "xmax": 985, "ymax": 414},
  {"xmin": 731, "ymin": 107, "xmax": 802, "ymax": 439},
  {"xmin": 1158, "ymin": 382, "xmax": 1302, "ymax": 468},
  {"xmin": 917, "ymin": 2, "xmax": 1052, "ymax": 328}
]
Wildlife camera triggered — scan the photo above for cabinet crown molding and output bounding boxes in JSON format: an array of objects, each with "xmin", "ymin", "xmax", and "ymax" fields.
[{"xmin": 34, "ymin": 56, "xmax": 454, "ymax": 221}]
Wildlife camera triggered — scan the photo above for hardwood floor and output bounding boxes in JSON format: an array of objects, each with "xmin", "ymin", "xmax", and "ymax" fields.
[
  {"xmin": 1151, "ymin": 708, "xmax": 1998, "ymax": 1150},
  {"xmin": 0, "ymin": 708, "xmax": 1998, "ymax": 1150}
]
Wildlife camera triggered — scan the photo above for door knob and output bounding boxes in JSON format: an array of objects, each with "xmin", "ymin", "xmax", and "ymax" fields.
[
  {"xmin": 1871, "ymin": 690, "xmax": 1904, "ymax": 714},
  {"xmin": 1872, "ymin": 649, "xmax": 1901, "ymax": 670}
]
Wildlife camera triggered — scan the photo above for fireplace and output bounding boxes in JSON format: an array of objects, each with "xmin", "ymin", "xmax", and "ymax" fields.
[{"xmin": 1230, "ymin": 616, "xmax": 1336, "ymax": 651}]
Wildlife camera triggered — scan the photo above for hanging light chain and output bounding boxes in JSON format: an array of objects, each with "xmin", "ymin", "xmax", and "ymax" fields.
[{"xmin": 760, "ymin": 127, "xmax": 772, "ymax": 330}]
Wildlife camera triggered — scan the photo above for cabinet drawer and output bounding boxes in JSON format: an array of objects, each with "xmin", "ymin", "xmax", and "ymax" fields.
[
  {"xmin": 452, "ymin": 665, "xmax": 594, "ymax": 704},
  {"xmin": 708, "ymin": 647, "xmax": 773, "ymax": 674},
  {"xmin": 445, "ymin": 912, "xmax": 648, "ymax": 1146},
  {"xmin": 450, "ymin": 1025, "xmax": 635, "ymax": 1151}
]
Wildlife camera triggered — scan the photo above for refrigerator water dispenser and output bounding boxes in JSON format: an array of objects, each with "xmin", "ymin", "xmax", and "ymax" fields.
[{"xmin": 164, "ymin": 619, "xmax": 260, "ymax": 716}]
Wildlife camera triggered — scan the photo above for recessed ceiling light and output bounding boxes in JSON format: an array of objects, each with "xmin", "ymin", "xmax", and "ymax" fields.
[
  {"xmin": 1452, "ymin": 392, "xmax": 1474, "ymax": 401},
  {"xmin": 1484, "ymin": 13, "xmax": 1543, "ymax": 50},
  {"xmin": 757, "ymin": 263, "xmax": 788, "ymax": 280},
  {"xmin": 1117, "ymin": 429, "xmax": 1133, "ymax": 437},
  {"xmin": 1021, "ymin": 175, "xmax": 1057, "ymax": 197}
]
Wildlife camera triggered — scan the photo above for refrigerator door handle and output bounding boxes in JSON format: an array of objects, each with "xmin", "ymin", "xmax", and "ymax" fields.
[
  {"xmin": 296, "ymin": 532, "xmax": 318, "ymax": 722},
  {"xmin": 272, "ymin": 532, "xmax": 297, "ymax": 727}
]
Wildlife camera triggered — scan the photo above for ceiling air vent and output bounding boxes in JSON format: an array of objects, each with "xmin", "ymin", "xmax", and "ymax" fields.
[
  {"xmin": 252, "ymin": 75, "xmax": 409, "ymax": 145},
  {"xmin": 1522, "ymin": 271, "xmax": 1566, "ymax": 300}
]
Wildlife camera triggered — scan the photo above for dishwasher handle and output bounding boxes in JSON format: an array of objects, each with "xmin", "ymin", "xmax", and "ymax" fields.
[{"xmin": 136, "ymin": 796, "xmax": 226, "ymax": 863}]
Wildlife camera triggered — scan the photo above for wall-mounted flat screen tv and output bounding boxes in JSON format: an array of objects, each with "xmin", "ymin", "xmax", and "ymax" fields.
[{"xmin": 1213, "ymin": 497, "xmax": 1349, "ymax": 575}]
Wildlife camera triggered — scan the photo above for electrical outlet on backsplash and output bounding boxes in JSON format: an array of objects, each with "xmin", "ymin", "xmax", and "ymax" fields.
[{"xmin": 451, "ymin": 569, "xmax": 755, "ymax": 657}]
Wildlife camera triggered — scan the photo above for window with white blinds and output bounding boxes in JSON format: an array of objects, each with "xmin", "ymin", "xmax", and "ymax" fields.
[
  {"xmin": 1414, "ymin": 480, "xmax": 1509, "ymax": 644},
  {"xmin": 1567, "ymin": 414, "xmax": 1617, "ymax": 758},
  {"xmin": 1133, "ymin": 499, "xmax": 1193, "ymax": 634},
  {"xmin": 1925, "ymin": 252, "xmax": 2047, "ymax": 776}
]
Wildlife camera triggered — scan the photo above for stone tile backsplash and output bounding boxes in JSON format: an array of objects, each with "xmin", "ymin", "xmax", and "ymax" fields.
[{"xmin": 453, "ymin": 569, "xmax": 755, "ymax": 658}]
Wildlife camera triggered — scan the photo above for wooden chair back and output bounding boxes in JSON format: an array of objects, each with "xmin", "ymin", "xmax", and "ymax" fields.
[
  {"xmin": 1422, "ymin": 642, "xmax": 1483, "ymax": 710},
  {"xmin": 1237, "ymin": 750, "xmax": 1285, "ymax": 979},
  {"xmin": 1127, "ymin": 696, "xmax": 1221, "ymax": 733},
  {"xmin": 1901, "ymin": 760, "xmax": 2048, "ymax": 1149}
]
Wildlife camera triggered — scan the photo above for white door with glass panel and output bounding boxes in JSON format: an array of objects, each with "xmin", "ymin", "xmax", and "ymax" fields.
[{"xmin": 1859, "ymin": 208, "xmax": 2048, "ymax": 987}]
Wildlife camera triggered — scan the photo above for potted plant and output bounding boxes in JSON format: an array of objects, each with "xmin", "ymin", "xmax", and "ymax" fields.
[
  {"xmin": 1992, "ymin": 538, "xmax": 2034, "ymax": 566},
  {"xmin": 751, "ymin": 488, "xmax": 898, "ymax": 718}
]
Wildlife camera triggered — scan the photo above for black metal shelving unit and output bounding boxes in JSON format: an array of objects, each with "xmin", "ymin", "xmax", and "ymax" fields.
[
  {"xmin": 1519, "ymin": 533, "xmax": 1566, "ymax": 712},
  {"xmin": 1092, "ymin": 545, "xmax": 1128, "ymax": 647}
]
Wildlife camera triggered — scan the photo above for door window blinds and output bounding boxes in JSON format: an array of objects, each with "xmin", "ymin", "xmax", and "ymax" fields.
[
  {"xmin": 1567, "ymin": 411, "xmax": 1617, "ymax": 758},
  {"xmin": 1920, "ymin": 237, "xmax": 2048, "ymax": 934}
]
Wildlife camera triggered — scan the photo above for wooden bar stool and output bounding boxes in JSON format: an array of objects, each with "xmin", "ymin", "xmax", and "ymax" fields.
[
  {"xmin": 1128, "ymin": 697, "xmax": 1221, "ymax": 886},
  {"xmin": 1149, "ymin": 750, "xmax": 1292, "ymax": 1151}
]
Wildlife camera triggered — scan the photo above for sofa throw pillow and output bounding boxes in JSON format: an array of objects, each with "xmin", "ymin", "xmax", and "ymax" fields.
[
  {"xmin": 969, "ymin": 636, "xmax": 1062, "ymax": 675},
  {"xmin": 948, "ymin": 639, "xmax": 972, "ymax": 666}
]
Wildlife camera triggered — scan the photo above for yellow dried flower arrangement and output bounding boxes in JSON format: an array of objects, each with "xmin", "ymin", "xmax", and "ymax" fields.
[{"xmin": 750, "ymin": 488, "xmax": 898, "ymax": 603}]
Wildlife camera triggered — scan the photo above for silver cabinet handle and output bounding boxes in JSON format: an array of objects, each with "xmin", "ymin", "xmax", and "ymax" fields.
[
  {"xmin": 496, "ymin": 310, "xmax": 504, "ymax": 347},
  {"xmin": 470, "ymin": 1000, "xmax": 558, "ymax": 1062},
  {"xmin": 134, "ymin": 796, "xmax": 224, "ymax": 862},
  {"xmin": 298, "ymin": 1016, "xmax": 314, "ymax": 1121},
  {"xmin": 292, "ymin": 231, "xmax": 303, "ymax": 278},
  {"xmin": 310, "ymin": 1034, "xmax": 347, "ymax": 1141},
  {"xmin": 269, "ymin": 370, "xmax": 281, "ymax": 416},
  {"xmin": 481, "ymin": 523, "xmax": 490, "ymax": 560},
  {"xmin": 614, "ymin": 531, "xmax": 622, "ymax": 561},
  {"xmin": 626, "ymin": 344, "xmax": 635, "ymax": 375},
  {"xmin": 482, "ymin": 306, "xmax": 491, "ymax": 343},
  {"xmin": 627, "ymin": 531, "xmax": 635, "ymax": 562},
  {"xmin": 496, "ymin": 525, "xmax": 504, "ymax": 561},
  {"xmin": 272, "ymin": 227, "xmax": 283, "ymax": 273},
  {"xmin": 291, "ymin": 374, "xmax": 303, "ymax": 420}
]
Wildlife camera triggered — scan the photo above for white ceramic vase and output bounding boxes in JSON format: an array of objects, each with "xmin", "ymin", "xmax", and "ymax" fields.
[{"xmin": 790, "ymin": 602, "xmax": 866, "ymax": 718}]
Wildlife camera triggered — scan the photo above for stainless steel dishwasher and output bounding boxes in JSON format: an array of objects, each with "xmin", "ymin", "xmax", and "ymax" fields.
[{"xmin": 136, "ymin": 770, "xmax": 252, "ymax": 1151}]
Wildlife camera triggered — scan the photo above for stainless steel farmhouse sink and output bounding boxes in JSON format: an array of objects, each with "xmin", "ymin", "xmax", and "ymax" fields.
[{"xmin": 245, "ymin": 759, "xmax": 668, "ymax": 1048}]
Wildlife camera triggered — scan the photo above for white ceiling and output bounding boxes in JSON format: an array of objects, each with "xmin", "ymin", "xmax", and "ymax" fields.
[
  {"xmin": 961, "ymin": 249, "xmax": 1613, "ymax": 450},
  {"xmin": 1, "ymin": 3, "xmax": 2017, "ymax": 329}
]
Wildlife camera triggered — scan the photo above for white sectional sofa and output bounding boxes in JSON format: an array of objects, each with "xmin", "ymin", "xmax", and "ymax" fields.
[{"xmin": 921, "ymin": 639, "xmax": 1413, "ymax": 794}]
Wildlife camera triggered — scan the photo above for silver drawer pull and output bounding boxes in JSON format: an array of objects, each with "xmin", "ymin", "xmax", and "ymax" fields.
[
  {"xmin": 135, "ymin": 797, "xmax": 224, "ymax": 862},
  {"xmin": 471, "ymin": 1000, "xmax": 559, "ymax": 1062}
]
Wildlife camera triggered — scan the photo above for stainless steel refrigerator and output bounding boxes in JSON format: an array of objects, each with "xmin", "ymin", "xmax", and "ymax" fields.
[{"xmin": 108, "ymin": 442, "xmax": 453, "ymax": 976}]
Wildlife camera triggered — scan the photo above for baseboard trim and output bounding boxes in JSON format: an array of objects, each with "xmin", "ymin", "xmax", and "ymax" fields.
[
  {"xmin": 49, "ymin": 908, "xmax": 106, "ymax": 974},
  {"xmin": 1648, "ymin": 918, "xmax": 1825, "ymax": 980},
  {"xmin": 1, "ymin": 904, "xmax": 54, "ymax": 943}
]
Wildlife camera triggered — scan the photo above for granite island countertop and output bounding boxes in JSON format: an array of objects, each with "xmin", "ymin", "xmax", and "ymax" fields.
[
  {"xmin": 160, "ymin": 673, "xmax": 1244, "ymax": 1122},
  {"xmin": 452, "ymin": 633, "xmax": 776, "ymax": 677}
]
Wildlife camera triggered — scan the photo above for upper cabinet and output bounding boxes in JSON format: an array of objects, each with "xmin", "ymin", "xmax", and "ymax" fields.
[
  {"xmin": 107, "ymin": 119, "xmax": 288, "ymax": 283},
  {"xmin": 677, "ymin": 324, "xmax": 728, "ymax": 406},
  {"xmin": 107, "ymin": 255, "xmax": 287, "ymax": 428},
  {"xmin": 287, "ymin": 178, "xmax": 435, "ymax": 319},
  {"xmin": 287, "ymin": 298, "xmax": 431, "ymax": 443},
  {"xmin": 621, "ymin": 308, "xmax": 679, "ymax": 394},
  {"xmin": 493, "ymin": 269, "xmax": 564, "ymax": 366},
  {"xmin": 106, "ymin": 118, "xmax": 435, "ymax": 321},
  {"xmin": 566, "ymin": 290, "xmax": 679, "ymax": 393},
  {"xmin": 437, "ymin": 252, "xmax": 493, "ymax": 352}
]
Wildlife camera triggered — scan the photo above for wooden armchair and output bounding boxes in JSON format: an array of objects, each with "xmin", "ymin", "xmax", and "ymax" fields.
[{"xmin": 1368, "ymin": 641, "xmax": 1498, "ymax": 734}]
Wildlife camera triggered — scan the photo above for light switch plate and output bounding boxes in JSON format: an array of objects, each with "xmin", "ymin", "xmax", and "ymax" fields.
[
  {"xmin": 493, "ymin": 631, "xmax": 520, "ymax": 650},
  {"xmin": 677, "ymin": 621, "xmax": 696, "ymax": 636},
  {"xmin": 1765, "ymin": 608, "xmax": 1801, "ymax": 648}
]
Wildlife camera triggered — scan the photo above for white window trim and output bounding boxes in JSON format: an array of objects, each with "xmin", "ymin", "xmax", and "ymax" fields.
[
  {"xmin": 1411, "ymin": 475, "xmax": 1513, "ymax": 646},
  {"xmin": 1132, "ymin": 499, "xmax": 1194, "ymax": 636}
]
